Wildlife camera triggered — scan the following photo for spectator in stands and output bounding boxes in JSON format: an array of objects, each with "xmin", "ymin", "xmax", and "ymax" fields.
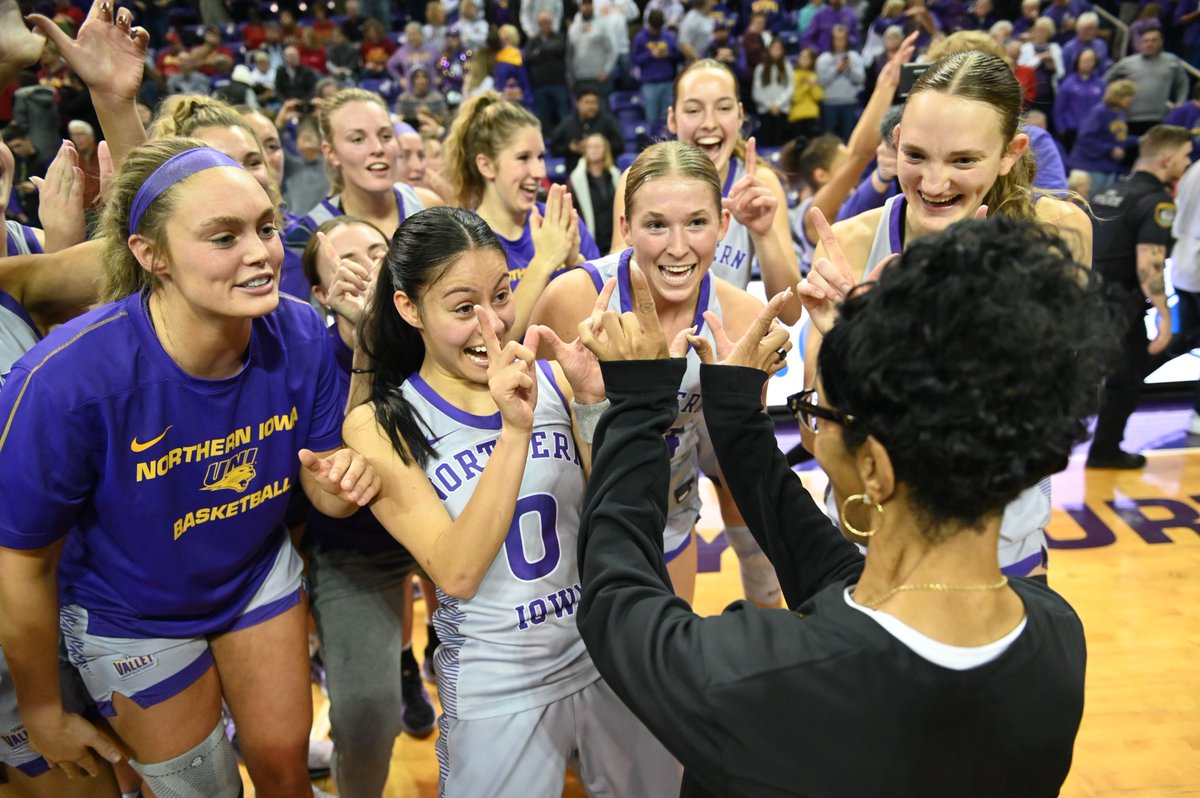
[
  {"xmin": 298, "ymin": 27, "xmax": 327, "ymax": 74},
  {"xmin": 1055, "ymin": 47, "xmax": 1103, "ymax": 151},
  {"xmin": 903, "ymin": 0, "xmax": 942, "ymax": 49},
  {"xmin": 307, "ymin": 3, "xmax": 337, "ymax": 45},
  {"xmin": 1061, "ymin": 12, "xmax": 1110, "ymax": 76},
  {"xmin": 65, "ymin": 118, "xmax": 99, "ymax": 211},
  {"xmin": 359, "ymin": 47, "xmax": 402, "ymax": 104},
  {"xmin": 1, "ymin": 123, "xmax": 47, "ymax": 227},
  {"xmin": 248, "ymin": 50, "xmax": 278, "ymax": 105},
  {"xmin": 277, "ymin": 45, "xmax": 320, "ymax": 101},
  {"xmin": 1013, "ymin": 0, "xmax": 1039, "ymax": 40},
  {"xmin": 494, "ymin": 24, "xmax": 535, "ymax": 106},
  {"xmin": 706, "ymin": 21, "xmax": 747, "ymax": 83},
  {"xmin": 1106, "ymin": 26, "xmax": 1189, "ymax": 138},
  {"xmin": 644, "ymin": 0, "xmax": 686, "ymax": 30},
  {"xmin": 360, "ymin": 18, "xmax": 397, "ymax": 65},
  {"xmin": 569, "ymin": 132, "xmax": 620, "ymax": 256},
  {"xmin": 788, "ymin": 47, "xmax": 824, "ymax": 140},
  {"xmin": 754, "ymin": 39, "xmax": 793, "ymax": 147},
  {"xmin": 360, "ymin": 0, "xmax": 392, "ymax": 26},
  {"xmin": 568, "ymin": 0, "xmax": 618, "ymax": 102},
  {"xmin": 817, "ymin": 25, "xmax": 864, "ymax": 143},
  {"xmin": 396, "ymin": 66, "xmax": 450, "ymax": 126},
  {"xmin": 520, "ymin": 0, "xmax": 563, "ymax": 40},
  {"xmin": 457, "ymin": 0, "xmax": 490, "ymax": 52},
  {"xmin": 242, "ymin": 9, "xmax": 267, "ymax": 50},
  {"xmin": 527, "ymin": 10, "xmax": 571, "ymax": 132},
  {"xmin": 436, "ymin": 27, "xmax": 469, "ymax": 99},
  {"xmin": 424, "ymin": 1, "xmax": 448, "ymax": 53},
  {"xmin": 1163, "ymin": 81, "xmax": 1200, "ymax": 158},
  {"xmin": 462, "ymin": 47, "xmax": 497, "ymax": 100},
  {"xmin": 1042, "ymin": 0, "xmax": 1081, "ymax": 44},
  {"xmin": 633, "ymin": 9, "xmax": 684, "ymax": 125},
  {"xmin": 1129, "ymin": 4, "xmax": 1162, "ymax": 55},
  {"xmin": 1178, "ymin": 0, "xmax": 1200, "ymax": 69},
  {"xmin": 192, "ymin": 24, "xmax": 236, "ymax": 76},
  {"xmin": 929, "ymin": 0, "xmax": 966, "ymax": 33},
  {"xmin": 326, "ymin": 24, "xmax": 361, "ymax": 83},
  {"xmin": 11, "ymin": 73, "xmax": 57, "ymax": 162},
  {"xmin": 864, "ymin": 23, "xmax": 903, "ymax": 96},
  {"xmin": 1068, "ymin": 79, "xmax": 1134, "ymax": 197},
  {"xmin": 166, "ymin": 52, "xmax": 213, "ymax": 95},
  {"xmin": 596, "ymin": 0, "xmax": 641, "ymax": 90},
  {"xmin": 389, "ymin": 22, "xmax": 440, "ymax": 87},
  {"xmin": 805, "ymin": 0, "xmax": 859, "ymax": 53},
  {"xmin": 340, "ymin": 0, "xmax": 366, "ymax": 43},
  {"xmin": 798, "ymin": 0, "xmax": 824, "ymax": 36},
  {"xmin": 156, "ymin": 29, "xmax": 185, "ymax": 76},
  {"xmin": 261, "ymin": 21, "xmax": 287, "ymax": 69},
  {"xmin": 550, "ymin": 86, "xmax": 625, "ymax": 174},
  {"xmin": 1019, "ymin": 17, "xmax": 1064, "ymax": 130},
  {"xmin": 864, "ymin": 0, "xmax": 905, "ymax": 67},
  {"xmin": 988, "ymin": 19, "xmax": 1013, "ymax": 47},
  {"xmin": 964, "ymin": 0, "xmax": 997, "ymax": 31},
  {"xmin": 679, "ymin": 0, "xmax": 716, "ymax": 62},
  {"xmin": 215, "ymin": 63, "xmax": 260, "ymax": 107},
  {"xmin": 741, "ymin": 12, "xmax": 769, "ymax": 83}
]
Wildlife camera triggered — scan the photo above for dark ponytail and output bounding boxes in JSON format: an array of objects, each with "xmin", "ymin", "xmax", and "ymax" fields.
[{"xmin": 358, "ymin": 206, "xmax": 506, "ymax": 467}]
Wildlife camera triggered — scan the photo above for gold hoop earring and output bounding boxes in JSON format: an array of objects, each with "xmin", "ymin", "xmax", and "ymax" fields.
[{"xmin": 840, "ymin": 493, "xmax": 884, "ymax": 538}]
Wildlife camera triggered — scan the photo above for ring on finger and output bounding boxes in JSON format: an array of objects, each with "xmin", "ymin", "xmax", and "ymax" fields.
[{"xmin": 775, "ymin": 347, "xmax": 788, "ymax": 361}]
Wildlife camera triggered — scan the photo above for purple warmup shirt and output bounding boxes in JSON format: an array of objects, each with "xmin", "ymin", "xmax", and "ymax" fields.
[
  {"xmin": 0, "ymin": 292, "xmax": 343, "ymax": 638},
  {"xmin": 1068, "ymin": 106, "xmax": 1128, "ymax": 173},
  {"xmin": 632, "ymin": 29, "xmax": 683, "ymax": 84},
  {"xmin": 498, "ymin": 201, "xmax": 601, "ymax": 290},
  {"xmin": 1054, "ymin": 73, "xmax": 1105, "ymax": 134}
]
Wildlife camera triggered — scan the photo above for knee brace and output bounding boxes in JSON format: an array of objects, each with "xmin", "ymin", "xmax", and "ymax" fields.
[
  {"xmin": 130, "ymin": 718, "xmax": 242, "ymax": 798},
  {"xmin": 724, "ymin": 526, "xmax": 782, "ymax": 606}
]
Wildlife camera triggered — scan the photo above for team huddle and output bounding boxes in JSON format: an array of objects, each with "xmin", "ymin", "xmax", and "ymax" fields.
[{"xmin": 0, "ymin": 0, "xmax": 1132, "ymax": 795}]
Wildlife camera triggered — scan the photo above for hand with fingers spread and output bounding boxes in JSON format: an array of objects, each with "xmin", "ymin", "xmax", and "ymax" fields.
[
  {"xmin": 478, "ymin": 305, "xmax": 540, "ymax": 431},
  {"xmin": 299, "ymin": 447, "xmax": 381, "ymax": 507},
  {"xmin": 578, "ymin": 264, "xmax": 670, "ymax": 361},
  {"xmin": 28, "ymin": 0, "xmax": 148, "ymax": 103},
  {"xmin": 689, "ymin": 288, "xmax": 793, "ymax": 374},
  {"xmin": 721, "ymin": 138, "xmax": 778, "ymax": 237},
  {"xmin": 530, "ymin": 277, "xmax": 617, "ymax": 403},
  {"xmin": 26, "ymin": 708, "xmax": 128, "ymax": 780},
  {"xmin": 317, "ymin": 231, "xmax": 376, "ymax": 324},
  {"xmin": 529, "ymin": 183, "xmax": 573, "ymax": 271},
  {"xmin": 31, "ymin": 139, "xmax": 87, "ymax": 252}
]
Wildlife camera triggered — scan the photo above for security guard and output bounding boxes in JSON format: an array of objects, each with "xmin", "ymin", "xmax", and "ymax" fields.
[{"xmin": 1088, "ymin": 124, "xmax": 1193, "ymax": 468}]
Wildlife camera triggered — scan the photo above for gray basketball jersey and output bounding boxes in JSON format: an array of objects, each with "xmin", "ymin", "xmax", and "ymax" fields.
[
  {"xmin": 1, "ymin": 222, "xmax": 42, "ymax": 386},
  {"xmin": 710, "ymin": 156, "xmax": 756, "ymax": 289},
  {"xmin": 826, "ymin": 194, "xmax": 1051, "ymax": 572},
  {"xmin": 402, "ymin": 363, "xmax": 596, "ymax": 720},
  {"xmin": 581, "ymin": 249, "xmax": 722, "ymax": 556}
]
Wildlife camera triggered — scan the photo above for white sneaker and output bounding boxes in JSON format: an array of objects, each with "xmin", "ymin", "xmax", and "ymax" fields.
[
  {"xmin": 312, "ymin": 787, "xmax": 338, "ymax": 798},
  {"xmin": 1188, "ymin": 411, "xmax": 1200, "ymax": 436}
]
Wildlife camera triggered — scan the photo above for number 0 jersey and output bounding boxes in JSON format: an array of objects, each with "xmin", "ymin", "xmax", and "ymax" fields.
[{"xmin": 401, "ymin": 363, "xmax": 595, "ymax": 720}]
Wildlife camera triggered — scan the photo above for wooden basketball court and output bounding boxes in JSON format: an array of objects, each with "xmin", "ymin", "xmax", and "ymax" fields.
[{"xmin": 246, "ymin": 414, "xmax": 1200, "ymax": 797}]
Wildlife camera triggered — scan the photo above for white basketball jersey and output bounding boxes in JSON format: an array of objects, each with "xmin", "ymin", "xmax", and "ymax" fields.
[
  {"xmin": 710, "ymin": 156, "xmax": 756, "ymax": 289},
  {"xmin": 580, "ymin": 249, "xmax": 722, "ymax": 553},
  {"xmin": 402, "ymin": 363, "xmax": 596, "ymax": 720}
]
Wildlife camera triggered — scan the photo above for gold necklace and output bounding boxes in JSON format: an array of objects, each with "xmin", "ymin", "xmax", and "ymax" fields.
[{"xmin": 859, "ymin": 575, "xmax": 1009, "ymax": 610}]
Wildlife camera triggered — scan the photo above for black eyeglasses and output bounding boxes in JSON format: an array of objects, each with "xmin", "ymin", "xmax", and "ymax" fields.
[{"xmin": 787, "ymin": 389, "xmax": 858, "ymax": 433}]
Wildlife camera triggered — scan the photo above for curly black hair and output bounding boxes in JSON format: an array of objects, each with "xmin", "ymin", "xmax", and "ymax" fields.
[{"xmin": 818, "ymin": 216, "xmax": 1121, "ymax": 537}]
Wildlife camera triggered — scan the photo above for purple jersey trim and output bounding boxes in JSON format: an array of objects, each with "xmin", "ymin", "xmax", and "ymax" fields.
[
  {"xmin": 889, "ymin": 195, "xmax": 905, "ymax": 256},
  {"xmin": 95, "ymin": 648, "xmax": 215, "ymax": 717},
  {"xmin": 580, "ymin": 261, "xmax": 605, "ymax": 293},
  {"xmin": 722, "ymin": 156, "xmax": 740, "ymax": 198},
  {"xmin": 226, "ymin": 586, "xmax": 303, "ymax": 632},
  {"xmin": 537, "ymin": 360, "xmax": 570, "ymax": 417},
  {"xmin": 21, "ymin": 226, "xmax": 40, "ymax": 255},
  {"xmin": 407, "ymin": 372, "xmax": 503, "ymax": 430},
  {"xmin": 13, "ymin": 757, "xmax": 51, "ymax": 778},
  {"xmin": 1001, "ymin": 549, "xmax": 1045, "ymax": 578},
  {"xmin": 663, "ymin": 527, "xmax": 695, "ymax": 563},
  {"xmin": 0, "ymin": 289, "xmax": 40, "ymax": 342}
]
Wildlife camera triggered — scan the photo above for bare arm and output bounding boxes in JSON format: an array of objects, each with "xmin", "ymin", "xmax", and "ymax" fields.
[
  {"xmin": 0, "ymin": 240, "xmax": 105, "ymax": 327},
  {"xmin": 1137, "ymin": 242, "xmax": 1172, "ymax": 355}
]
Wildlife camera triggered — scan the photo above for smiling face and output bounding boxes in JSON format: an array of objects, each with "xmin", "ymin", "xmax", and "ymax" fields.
[
  {"xmin": 669, "ymin": 67, "xmax": 744, "ymax": 175},
  {"xmin": 397, "ymin": 247, "xmax": 513, "ymax": 382},
  {"xmin": 143, "ymin": 167, "xmax": 283, "ymax": 321},
  {"xmin": 895, "ymin": 91, "xmax": 1025, "ymax": 238},
  {"xmin": 240, "ymin": 112, "xmax": 285, "ymax": 190},
  {"xmin": 193, "ymin": 125, "xmax": 273, "ymax": 197},
  {"xmin": 621, "ymin": 176, "xmax": 730, "ymax": 306},
  {"xmin": 478, "ymin": 124, "xmax": 546, "ymax": 217},
  {"xmin": 313, "ymin": 222, "xmax": 388, "ymax": 305},
  {"xmin": 324, "ymin": 100, "xmax": 400, "ymax": 194},
  {"xmin": 1075, "ymin": 48, "xmax": 1097, "ymax": 76}
]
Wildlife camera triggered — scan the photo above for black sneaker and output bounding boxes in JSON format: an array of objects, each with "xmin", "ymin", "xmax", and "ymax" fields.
[
  {"xmin": 400, "ymin": 665, "xmax": 437, "ymax": 737},
  {"xmin": 1085, "ymin": 449, "xmax": 1147, "ymax": 469}
]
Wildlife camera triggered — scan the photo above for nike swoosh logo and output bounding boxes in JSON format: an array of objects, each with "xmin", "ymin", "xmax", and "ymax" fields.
[
  {"xmin": 426, "ymin": 431, "xmax": 456, "ymax": 446},
  {"xmin": 131, "ymin": 425, "xmax": 173, "ymax": 453}
]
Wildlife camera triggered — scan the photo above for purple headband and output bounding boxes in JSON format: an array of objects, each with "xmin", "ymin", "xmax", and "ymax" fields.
[{"xmin": 128, "ymin": 148, "xmax": 243, "ymax": 234}]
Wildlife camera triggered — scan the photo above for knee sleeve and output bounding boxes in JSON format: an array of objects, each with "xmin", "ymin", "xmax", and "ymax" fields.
[
  {"xmin": 130, "ymin": 718, "xmax": 242, "ymax": 798},
  {"xmin": 724, "ymin": 526, "xmax": 782, "ymax": 606}
]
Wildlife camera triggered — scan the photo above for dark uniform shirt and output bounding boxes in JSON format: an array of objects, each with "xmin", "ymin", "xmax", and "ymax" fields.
[{"xmin": 1091, "ymin": 170, "xmax": 1176, "ymax": 293}]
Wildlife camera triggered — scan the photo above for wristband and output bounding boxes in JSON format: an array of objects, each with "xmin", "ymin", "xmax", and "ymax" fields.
[{"xmin": 570, "ymin": 398, "xmax": 611, "ymax": 443}]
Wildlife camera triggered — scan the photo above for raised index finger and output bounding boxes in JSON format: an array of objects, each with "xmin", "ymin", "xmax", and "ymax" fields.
[
  {"xmin": 808, "ymin": 206, "xmax": 855, "ymax": 292},
  {"xmin": 744, "ymin": 136, "xmax": 757, "ymax": 177},
  {"xmin": 628, "ymin": 263, "xmax": 666, "ymax": 339},
  {"xmin": 315, "ymin": 230, "xmax": 342, "ymax": 270},
  {"xmin": 475, "ymin": 304, "xmax": 503, "ymax": 361}
]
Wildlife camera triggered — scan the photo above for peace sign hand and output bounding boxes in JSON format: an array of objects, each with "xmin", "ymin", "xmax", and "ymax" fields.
[
  {"xmin": 578, "ymin": 264, "xmax": 669, "ymax": 361},
  {"xmin": 478, "ymin": 306, "xmax": 539, "ymax": 432},
  {"xmin": 689, "ymin": 288, "xmax": 792, "ymax": 375},
  {"xmin": 722, "ymin": 137, "xmax": 778, "ymax": 237}
]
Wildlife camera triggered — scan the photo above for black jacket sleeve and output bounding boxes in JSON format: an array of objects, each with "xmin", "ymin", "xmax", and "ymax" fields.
[{"xmin": 699, "ymin": 364, "xmax": 863, "ymax": 609}]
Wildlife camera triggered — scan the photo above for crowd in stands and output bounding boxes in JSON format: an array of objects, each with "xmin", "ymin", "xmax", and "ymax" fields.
[{"xmin": 3, "ymin": 0, "xmax": 1200, "ymax": 235}]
